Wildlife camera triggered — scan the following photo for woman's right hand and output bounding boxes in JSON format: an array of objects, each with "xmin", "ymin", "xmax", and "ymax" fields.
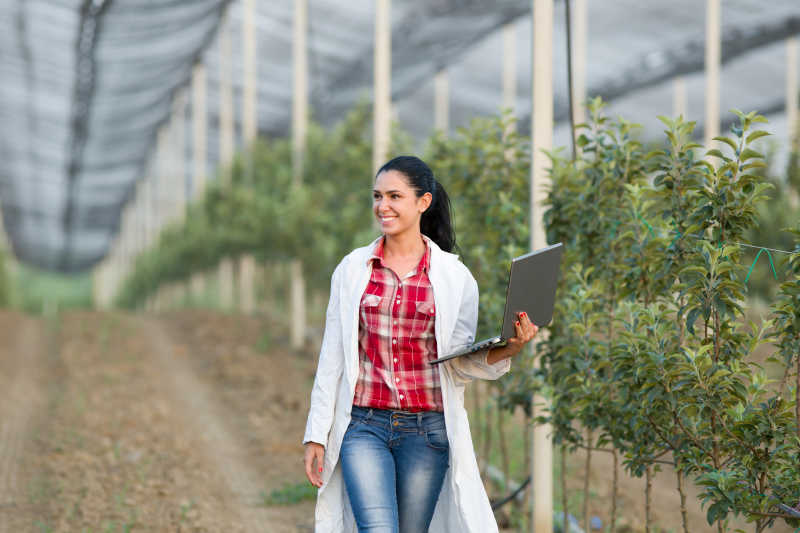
[{"xmin": 304, "ymin": 442, "xmax": 325, "ymax": 488}]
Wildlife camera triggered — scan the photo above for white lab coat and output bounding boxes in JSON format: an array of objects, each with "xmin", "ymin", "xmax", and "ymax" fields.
[{"xmin": 303, "ymin": 236, "xmax": 511, "ymax": 533}]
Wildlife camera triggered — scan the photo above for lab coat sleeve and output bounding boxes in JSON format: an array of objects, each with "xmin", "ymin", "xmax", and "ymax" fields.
[
  {"xmin": 303, "ymin": 262, "xmax": 345, "ymax": 447},
  {"xmin": 445, "ymin": 270, "xmax": 511, "ymax": 385}
]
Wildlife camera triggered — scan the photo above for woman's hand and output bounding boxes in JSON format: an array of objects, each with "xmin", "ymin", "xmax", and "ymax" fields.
[
  {"xmin": 486, "ymin": 311, "xmax": 539, "ymax": 365},
  {"xmin": 304, "ymin": 442, "xmax": 325, "ymax": 488}
]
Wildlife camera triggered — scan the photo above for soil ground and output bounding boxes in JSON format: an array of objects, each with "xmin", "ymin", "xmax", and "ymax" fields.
[{"xmin": 0, "ymin": 308, "xmax": 794, "ymax": 532}]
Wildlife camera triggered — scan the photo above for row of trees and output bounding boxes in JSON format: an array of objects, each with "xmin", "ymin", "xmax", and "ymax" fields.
[
  {"xmin": 115, "ymin": 100, "xmax": 800, "ymax": 532},
  {"xmin": 537, "ymin": 101, "xmax": 799, "ymax": 532}
]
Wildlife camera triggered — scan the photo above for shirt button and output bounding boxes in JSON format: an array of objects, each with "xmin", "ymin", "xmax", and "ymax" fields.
[
  {"xmin": 399, "ymin": 394, "xmax": 404, "ymax": 400},
  {"xmin": 394, "ymin": 320, "xmax": 398, "ymax": 325},
  {"xmin": 394, "ymin": 358, "xmax": 398, "ymax": 363},
  {"xmin": 392, "ymin": 339, "xmax": 397, "ymax": 344},
  {"xmin": 395, "ymin": 377, "xmax": 400, "ymax": 383}
]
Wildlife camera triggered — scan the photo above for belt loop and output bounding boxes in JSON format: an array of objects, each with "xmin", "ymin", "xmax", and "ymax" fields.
[
  {"xmin": 367, "ymin": 408, "xmax": 373, "ymax": 421},
  {"xmin": 417, "ymin": 412, "xmax": 423, "ymax": 434}
]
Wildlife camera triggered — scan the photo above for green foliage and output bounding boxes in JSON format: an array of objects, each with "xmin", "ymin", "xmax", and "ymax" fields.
[
  {"xmin": 543, "ymin": 102, "xmax": 800, "ymax": 531},
  {"xmin": 116, "ymin": 103, "xmax": 380, "ymax": 307},
  {"xmin": 9, "ymin": 263, "xmax": 93, "ymax": 313}
]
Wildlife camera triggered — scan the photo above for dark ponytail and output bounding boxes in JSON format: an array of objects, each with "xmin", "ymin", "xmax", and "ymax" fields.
[{"xmin": 376, "ymin": 155, "xmax": 457, "ymax": 253}]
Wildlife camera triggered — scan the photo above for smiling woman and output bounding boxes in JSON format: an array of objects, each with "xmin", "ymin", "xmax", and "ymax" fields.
[{"xmin": 302, "ymin": 155, "xmax": 539, "ymax": 533}]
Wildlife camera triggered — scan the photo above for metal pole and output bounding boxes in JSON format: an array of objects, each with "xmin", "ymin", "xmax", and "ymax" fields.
[
  {"xmin": 531, "ymin": 0, "xmax": 554, "ymax": 532},
  {"xmin": 434, "ymin": 69, "xmax": 449, "ymax": 136},
  {"xmin": 373, "ymin": 0, "xmax": 391, "ymax": 173},
  {"xmin": 704, "ymin": 0, "xmax": 720, "ymax": 147}
]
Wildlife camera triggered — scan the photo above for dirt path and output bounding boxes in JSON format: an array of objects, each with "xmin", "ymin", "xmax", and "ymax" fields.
[
  {"xmin": 0, "ymin": 312, "xmax": 48, "ymax": 533},
  {"xmin": 140, "ymin": 316, "xmax": 301, "ymax": 532},
  {"xmin": 0, "ymin": 310, "xmax": 315, "ymax": 532}
]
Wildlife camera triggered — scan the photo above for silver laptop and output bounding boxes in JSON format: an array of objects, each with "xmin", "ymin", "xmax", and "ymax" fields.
[{"xmin": 430, "ymin": 242, "xmax": 563, "ymax": 365}]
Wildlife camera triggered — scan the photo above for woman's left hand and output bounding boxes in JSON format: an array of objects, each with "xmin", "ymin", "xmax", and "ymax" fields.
[{"xmin": 486, "ymin": 311, "xmax": 539, "ymax": 365}]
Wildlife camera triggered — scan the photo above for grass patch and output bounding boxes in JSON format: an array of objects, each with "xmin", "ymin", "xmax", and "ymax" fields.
[
  {"xmin": 254, "ymin": 331, "xmax": 271, "ymax": 353},
  {"xmin": 260, "ymin": 482, "xmax": 317, "ymax": 506}
]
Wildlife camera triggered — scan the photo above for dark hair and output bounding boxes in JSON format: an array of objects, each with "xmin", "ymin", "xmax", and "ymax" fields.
[{"xmin": 376, "ymin": 155, "xmax": 457, "ymax": 253}]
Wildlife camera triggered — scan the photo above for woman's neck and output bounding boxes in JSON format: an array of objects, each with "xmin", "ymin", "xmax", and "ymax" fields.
[{"xmin": 383, "ymin": 231, "xmax": 426, "ymax": 259}]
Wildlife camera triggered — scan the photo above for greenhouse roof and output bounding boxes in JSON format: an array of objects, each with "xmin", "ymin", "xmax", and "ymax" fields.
[{"xmin": 1, "ymin": 0, "xmax": 798, "ymax": 272}]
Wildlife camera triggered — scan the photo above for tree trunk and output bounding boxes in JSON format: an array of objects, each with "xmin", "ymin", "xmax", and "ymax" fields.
[
  {"xmin": 561, "ymin": 444, "xmax": 569, "ymax": 529},
  {"xmin": 497, "ymin": 403, "xmax": 510, "ymax": 492},
  {"xmin": 583, "ymin": 428, "xmax": 593, "ymax": 533},
  {"xmin": 676, "ymin": 469, "xmax": 689, "ymax": 533},
  {"xmin": 610, "ymin": 449, "xmax": 618, "ymax": 533},
  {"xmin": 472, "ymin": 381, "xmax": 483, "ymax": 467},
  {"xmin": 645, "ymin": 465, "xmax": 653, "ymax": 533},
  {"xmin": 481, "ymin": 389, "xmax": 493, "ymax": 480},
  {"xmin": 524, "ymin": 413, "xmax": 532, "ymax": 529}
]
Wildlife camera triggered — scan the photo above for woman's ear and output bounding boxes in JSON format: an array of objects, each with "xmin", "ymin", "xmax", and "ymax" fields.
[{"xmin": 419, "ymin": 192, "xmax": 433, "ymax": 213}]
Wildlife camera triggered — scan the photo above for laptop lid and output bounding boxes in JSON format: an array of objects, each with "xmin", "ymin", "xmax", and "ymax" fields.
[{"xmin": 499, "ymin": 242, "xmax": 563, "ymax": 341}]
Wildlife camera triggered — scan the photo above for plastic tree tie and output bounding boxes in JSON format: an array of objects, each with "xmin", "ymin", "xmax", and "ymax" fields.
[
  {"xmin": 668, "ymin": 230, "xmax": 682, "ymax": 249},
  {"xmin": 636, "ymin": 213, "xmax": 655, "ymax": 237},
  {"xmin": 744, "ymin": 247, "xmax": 778, "ymax": 285}
]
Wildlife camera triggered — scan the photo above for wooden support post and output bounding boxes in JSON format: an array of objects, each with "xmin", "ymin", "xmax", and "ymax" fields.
[
  {"xmin": 373, "ymin": 0, "xmax": 391, "ymax": 173},
  {"xmin": 156, "ymin": 126, "xmax": 168, "ymax": 234},
  {"xmin": 787, "ymin": 37, "xmax": 798, "ymax": 147},
  {"xmin": 218, "ymin": 11, "xmax": 235, "ymax": 311},
  {"xmin": 192, "ymin": 63, "xmax": 207, "ymax": 202},
  {"xmin": 93, "ymin": 258, "xmax": 111, "ymax": 310},
  {"xmin": 788, "ymin": 37, "xmax": 799, "ymax": 208},
  {"xmin": 219, "ymin": 12, "xmax": 234, "ymax": 180},
  {"xmin": 673, "ymin": 76, "xmax": 687, "ymax": 118},
  {"xmin": 239, "ymin": 0, "xmax": 259, "ymax": 315},
  {"xmin": 242, "ymin": 0, "xmax": 257, "ymax": 152},
  {"xmin": 503, "ymin": 23, "xmax": 517, "ymax": 117},
  {"xmin": 172, "ymin": 90, "xmax": 186, "ymax": 222},
  {"xmin": 704, "ymin": 0, "xmax": 720, "ymax": 147},
  {"xmin": 531, "ymin": 1, "xmax": 554, "ymax": 532},
  {"xmin": 571, "ymin": 0, "xmax": 587, "ymax": 126},
  {"xmin": 291, "ymin": 0, "xmax": 309, "ymax": 347},
  {"xmin": 434, "ymin": 69, "xmax": 449, "ymax": 136}
]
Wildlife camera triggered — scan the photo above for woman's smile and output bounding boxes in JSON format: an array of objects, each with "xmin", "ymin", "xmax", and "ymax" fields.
[{"xmin": 372, "ymin": 170, "xmax": 429, "ymax": 236}]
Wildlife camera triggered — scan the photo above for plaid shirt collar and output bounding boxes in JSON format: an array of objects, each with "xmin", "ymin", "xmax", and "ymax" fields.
[{"xmin": 368, "ymin": 235, "xmax": 432, "ymax": 274}]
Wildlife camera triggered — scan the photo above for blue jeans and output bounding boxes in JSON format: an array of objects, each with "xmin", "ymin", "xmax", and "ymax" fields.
[{"xmin": 340, "ymin": 406, "xmax": 450, "ymax": 533}]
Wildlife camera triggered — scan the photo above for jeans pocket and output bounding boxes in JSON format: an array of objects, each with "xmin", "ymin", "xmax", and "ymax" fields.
[
  {"xmin": 344, "ymin": 416, "xmax": 364, "ymax": 438},
  {"xmin": 424, "ymin": 427, "xmax": 449, "ymax": 451}
]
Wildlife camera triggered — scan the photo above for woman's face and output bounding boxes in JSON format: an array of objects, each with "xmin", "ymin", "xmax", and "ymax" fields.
[{"xmin": 373, "ymin": 170, "xmax": 432, "ymax": 238}]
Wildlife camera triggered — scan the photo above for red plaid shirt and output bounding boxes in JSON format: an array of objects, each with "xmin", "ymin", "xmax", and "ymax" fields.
[{"xmin": 353, "ymin": 236, "xmax": 443, "ymax": 412}]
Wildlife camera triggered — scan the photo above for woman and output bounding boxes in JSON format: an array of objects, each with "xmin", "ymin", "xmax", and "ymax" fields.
[{"xmin": 303, "ymin": 155, "xmax": 538, "ymax": 532}]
